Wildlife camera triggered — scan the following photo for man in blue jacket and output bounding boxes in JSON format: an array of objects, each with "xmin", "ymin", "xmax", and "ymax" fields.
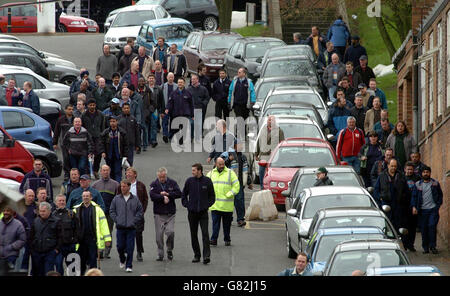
[
  {"xmin": 327, "ymin": 91, "xmax": 352, "ymax": 146},
  {"xmin": 17, "ymin": 81, "xmax": 40, "ymax": 115},
  {"xmin": 305, "ymin": 26, "xmax": 327, "ymax": 58},
  {"xmin": 19, "ymin": 159, "xmax": 53, "ymax": 203},
  {"xmin": 228, "ymin": 68, "xmax": 255, "ymax": 120},
  {"xmin": 278, "ymin": 253, "xmax": 312, "ymax": 276},
  {"xmin": 66, "ymin": 175, "xmax": 106, "ymax": 212},
  {"xmin": 327, "ymin": 16, "xmax": 351, "ymax": 57},
  {"xmin": 182, "ymin": 163, "xmax": 215, "ymax": 264},
  {"xmin": 412, "ymin": 166, "xmax": 443, "ymax": 254},
  {"xmin": 344, "ymin": 35, "xmax": 367, "ymax": 70},
  {"xmin": 212, "ymin": 69, "xmax": 231, "ymax": 120}
]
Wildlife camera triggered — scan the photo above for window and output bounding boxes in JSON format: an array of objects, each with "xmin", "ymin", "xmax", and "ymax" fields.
[
  {"xmin": 112, "ymin": 10, "xmax": 156, "ymax": 27},
  {"xmin": 235, "ymin": 42, "xmax": 244, "ymax": 56},
  {"xmin": 32, "ymin": 77, "xmax": 44, "ymax": 89},
  {"xmin": 437, "ymin": 22, "xmax": 443, "ymax": 117},
  {"xmin": 21, "ymin": 113, "xmax": 34, "ymax": 128},
  {"xmin": 447, "ymin": 11, "xmax": 450, "ymax": 108},
  {"xmin": 189, "ymin": 0, "xmax": 210, "ymax": 7},
  {"xmin": 158, "ymin": 7, "xmax": 170, "ymax": 18},
  {"xmin": 14, "ymin": 74, "xmax": 35, "ymax": 88},
  {"xmin": 11, "ymin": 7, "xmax": 21, "ymax": 16},
  {"xmin": 139, "ymin": 25, "xmax": 149, "ymax": 38},
  {"xmin": 421, "ymin": 63, "xmax": 426, "ymax": 132},
  {"xmin": 165, "ymin": 0, "xmax": 186, "ymax": 10},
  {"xmin": 228, "ymin": 43, "xmax": 238, "ymax": 56},
  {"xmin": 190, "ymin": 34, "xmax": 200, "ymax": 47},
  {"xmin": 2, "ymin": 111, "xmax": 23, "ymax": 129},
  {"xmin": 22, "ymin": 5, "xmax": 36, "ymax": 17},
  {"xmin": 428, "ymin": 31, "xmax": 434, "ymax": 125}
]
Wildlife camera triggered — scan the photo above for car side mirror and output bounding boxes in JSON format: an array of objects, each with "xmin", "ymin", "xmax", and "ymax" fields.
[
  {"xmin": 258, "ymin": 160, "xmax": 268, "ymax": 167},
  {"xmin": 256, "ymin": 57, "xmax": 262, "ymax": 63},
  {"xmin": 287, "ymin": 209, "xmax": 297, "ymax": 217},
  {"xmin": 190, "ymin": 44, "xmax": 197, "ymax": 50},
  {"xmin": 382, "ymin": 205, "xmax": 391, "ymax": 213},
  {"xmin": 253, "ymin": 73, "xmax": 260, "ymax": 78},
  {"xmin": 282, "ymin": 189, "xmax": 291, "ymax": 197},
  {"xmin": 327, "ymin": 101, "xmax": 333, "ymax": 107},
  {"xmin": 399, "ymin": 228, "xmax": 408, "ymax": 235},
  {"xmin": 299, "ymin": 230, "xmax": 308, "ymax": 238},
  {"xmin": 39, "ymin": 51, "xmax": 46, "ymax": 59},
  {"xmin": 252, "ymin": 103, "xmax": 261, "ymax": 111},
  {"xmin": 4, "ymin": 138, "xmax": 15, "ymax": 147},
  {"xmin": 326, "ymin": 134, "xmax": 335, "ymax": 141},
  {"xmin": 367, "ymin": 187, "xmax": 374, "ymax": 194},
  {"xmin": 234, "ymin": 54, "xmax": 242, "ymax": 59}
]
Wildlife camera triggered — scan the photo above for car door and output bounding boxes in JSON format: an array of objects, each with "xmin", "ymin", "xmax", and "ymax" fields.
[
  {"xmin": 163, "ymin": 0, "xmax": 188, "ymax": 19},
  {"xmin": 0, "ymin": 127, "xmax": 13, "ymax": 168},
  {"xmin": 21, "ymin": 4, "xmax": 37, "ymax": 33},
  {"xmin": 287, "ymin": 191, "xmax": 305, "ymax": 253},
  {"xmin": 229, "ymin": 42, "xmax": 243, "ymax": 77},
  {"xmin": 235, "ymin": 42, "xmax": 246, "ymax": 71},
  {"xmin": 184, "ymin": 33, "xmax": 199, "ymax": 73},
  {"xmin": 1, "ymin": 110, "xmax": 35, "ymax": 143},
  {"xmin": 15, "ymin": 73, "xmax": 46, "ymax": 99},
  {"xmin": 224, "ymin": 42, "xmax": 237, "ymax": 75},
  {"xmin": 187, "ymin": 0, "xmax": 210, "ymax": 27},
  {"xmin": 137, "ymin": 24, "xmax": 153, "ymax": 54}
]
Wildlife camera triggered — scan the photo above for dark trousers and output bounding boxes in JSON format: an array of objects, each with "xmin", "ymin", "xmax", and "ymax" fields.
[
  {"xmin": 62, "ymin": 147, "xmax": 70, "ymax": 179},
  {"xmin": 136, "ymin": 220, "xmax": 145, "ymax": 253},
  {"xmin": 105, "ymin": 214, "xmax": 114, "ymax": 255},
  {"xmin": 215, "ymin": 99, "xmax": 229, "ymax": 119},
  {"xmin": 187, "ymin": 210, "xmax": 210, "ymax": 259},
  {"xmin": 116, "ymin": 228, "xmax": 136, "ymax": 269},
  {"xmin": 127, "ymin": 144, "xmax": 135, "ymax": 166},
  {"xmin": 21, "ymin": 244, "xmax": 31, "ymax": 271},
  {"xmin": 233, "ymin": 104, "xmax": 249, "ymax": 120},
  {"xmin": 335, "ymin": 46, "xmax": 346, "ymax": 57},
  {"xmin": 31, "ymin": 249, "xmax": 56, "ymax": 276},
  {"xmin": 211, "ymin": 210, "xmax": 233, "ymax": 242},
  {"xmin": 55, "ymin": 243, "xmax": 75, "ymax": 275},
  {"xmin": 69, "ymin": 154, "xmax": 88, "ymax": 175},
  {"xmin": 404, "ymin": 211, "xmax": 418, "ymax": 249},
  {"xmin": 169, "ymin": 116, "xmax": 191, "ymax": 144},
  {"xmin": 419, "ymin": 207, "xmax": 440, "ymax": 251},
  {"xmin": 78, "ymin": 239, "xmax": 97, "ymax": 275},
  {"xmin": 106, "ymin": 156, "xmax": 122, "ymax": 182},
  {"xmin": 234, "ymin": 186, "xmax": 245, "ymax": 222}
]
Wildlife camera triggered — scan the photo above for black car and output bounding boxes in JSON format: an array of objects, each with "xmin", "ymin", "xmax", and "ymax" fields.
[
  {"xmin": 0, "ymin": 52, "xmax": 49, "ymax": 80},
  {"xmin": 223, "ymin": 37, "xmax": 285, "ymax": 82},
  {"xmin": 18, "ymin": 140, "xmax": 62, "ymax": 178}
]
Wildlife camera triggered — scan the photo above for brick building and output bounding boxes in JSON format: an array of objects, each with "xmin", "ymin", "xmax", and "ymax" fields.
[{"xmin": 393, "ymin": 0, "xmax": 450, "ymax": 249}]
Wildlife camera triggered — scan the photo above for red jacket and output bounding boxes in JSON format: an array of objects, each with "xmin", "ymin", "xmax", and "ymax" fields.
[{"xmin": 336, "ymin": 127, "xmax": 365, "ymax": 159}]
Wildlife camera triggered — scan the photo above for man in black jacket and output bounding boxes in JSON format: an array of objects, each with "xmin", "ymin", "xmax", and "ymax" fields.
[
  {"xmin": 53, "ymin": 194, "xmax": 79, "ymax": 275},
  {"xmin": 53, "ymin": 103, "xmax": 74, "ymax": 180},
  {"xmin": 165, "ymin": 44, "xmax": 187, "ymax": 81},
  {"xmin": 150, "ymin": 167, "xmax": 182, "ymax": 261},
  {"xmin": 63, "ymin": 117, "xmax": 94, "ymax": 176},
  {"xmin": 354, "ymin": 55, "xmax": 376, "ymax": 86},
  {"xmin": 350, "ymin": 95, "xmax": 368, "ymax": 130},
  {"xmin": 212, "ymin": 69, "xmax": 231, "ymax": 119},
  {"xmin": 142, "ymin": 74, "xmax": 164, "ymax": 149},
  {"xmin": 182, "ymin": 163, "xmax": 215, "ymax": 264},
  {"xmin": 30, "ymin": 202, "xmax": 60, "ymax": 276},
  {"xmin": 313, "ymin": 167, "xmax": 334, "ymax": 186},
  {"xmin": 118, "ymin": 103, "xmax": 140, "ymax": 166},
  {"xmin": 197, "ymin": 65, "xmax": 212, "ymax": 97},
  {"xmin": 82, "ymin": 99, "xmax": 106, "ymax": 178},
  {"xmin": 188, "ymin": 74, "xmax": 209, "ymax": 142}
]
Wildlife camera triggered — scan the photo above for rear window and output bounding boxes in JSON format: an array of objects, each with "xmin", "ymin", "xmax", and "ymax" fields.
[
  {"xmin": 294, "ymin": 172, "xmax": 361, "ymax": 197},
  {"xmin": 265, "ymin": 93, "xmax": 323, "ymax": 109},
  {"xmin": 256, "ymin": 80, "xmax": 310, "ymax": 102},
  {"xmin": 271, "ymin": 146, "xmax": 335, "ymax": 168},
  {"xmin": 112, "ymin": 10, "xmax": 156, "ymax": 27},
  {"xmin": 245, "ymin": 41, "xmax": 284, "ymax": 58},
  {"xmin": 154, "ymin": 24, "xmax": 193, "ymax": 40},
  {"xmin": 278, "ymin": 123, "xmax": 322, "ymax": 139},
  {"xmin": 318, "ymin": 216, "xmax": 395, "ymax": 238},
  {"xmin": 263, "ymin": 59, "xmax": 315, "ymax": 77},
  {"xmin": 303, "ymin": 194, "xmax": 372, "ymax": 219},
  {"xmin": 201, "ymin": 35, "xmax": 241, "ymax": 51}
]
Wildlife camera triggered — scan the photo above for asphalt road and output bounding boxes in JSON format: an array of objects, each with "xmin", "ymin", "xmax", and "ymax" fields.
[{"xmin": 16, "ymin": 33, "xmax": 450, "ymax": 276}]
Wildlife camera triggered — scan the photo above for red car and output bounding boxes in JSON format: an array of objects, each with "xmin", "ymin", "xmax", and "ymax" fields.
[
  {"xmin": 0, "ymin": 125, "xmax": 34, "ymax": 174},
  {"xmin": 0, "ymin": 167, "xmax": 24, "ymax": 183},
  {"xmin": 258, "ymin": 138, "xmax": 339, "ymax": 207},
  {"xmin": 0, "ymin": 2, "xmax": 99, "ymax": 33}
]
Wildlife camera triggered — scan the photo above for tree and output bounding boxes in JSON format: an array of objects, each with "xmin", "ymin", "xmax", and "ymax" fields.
[{"xmin": 215, "ymin": 0, "xmax": 233, "ymax": 32}]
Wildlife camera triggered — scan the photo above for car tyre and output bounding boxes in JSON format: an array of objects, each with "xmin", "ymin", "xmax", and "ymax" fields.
[
  {"xmin": 286, "ymin": 229, "xmax": 297, "ymax": 259},
  {"xmin": 59, "ymin": 24, "xmax": 67, "ymax": 32},
  {"xmin": 203, "ymin": 16, "xmax": 218, "ymax": 31},
  {"xmin": 276, "ymin": 204, "xmax": 285, "ymax": 212},
  {"xmin": 61, "ymin": 76, "xmax": 76, "ymax": 86}
]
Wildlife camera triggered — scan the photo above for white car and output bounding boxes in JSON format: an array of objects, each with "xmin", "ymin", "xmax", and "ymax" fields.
[
  {"xmin": 104, "ymin": 5, "xmax": 171, "ymax": 55},
  {"xmin": 0, "ymin": 65, "xmax": 70, "ymax": 107}
]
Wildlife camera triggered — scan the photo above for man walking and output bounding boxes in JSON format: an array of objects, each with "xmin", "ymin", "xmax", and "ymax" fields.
[
  {"xmin": 212, "ymin": 69, "xmax": 231, "ymax": 120},
  {"xmin": 17, "ymin": 81, "xmax": 40, "ymax": 115},
  {"xmin": 336, "ymin": 116, "xmax": 365, "ymax": 173},
  {"xmin": 150, "ymin": 167, "xmax": 182, "ymax": 261},
  {"xmin": 403, "ymin": 162, "xmax": 421, "ymax": 252},
  {"xmin": 188, "ymin": 74, "xmax": 210, "ymax": 141},
  {"xmin": 0, "ymin": 207, "xmax": 26, "ymax": 269},
  {"xmin": 323, "ymin": 53, "xmax": 346, "ymax": 102},
  {"xmin": 110, "ymin": 179, "xmax": 144, "ymax": 273},
  {"xmin": 327, "ymin": 16, "xmax": 350, "ymax": 57},
  {"xmin": 165, "ymin": 44, "xmax": 187, "ymax": 82},
  {"xmin": 305, "ymin": 26, "xmax": 327, "ymax": 58},
  {"xmin": 228, "ymin": 68, "xmax": 256, "ymax": 120},
  {"xmin": 19, "ymin": 159, "xmax": 53, "ymax": 203},
  {"xmin": 182, "ymin": 163, "xmax": 215, "ymax": 264},
  {"xmin": 60, "ymin": 168, "xmax": 81, "ymax": 198},
  {"xmin": 412, "ymin": 166, "xmax": 443, "ymax": 254},
  {"xmin": 207, "ymin": 119, "xmax": 236, "ymax": 163},
  {"xmin": 66, "ymin": 174, "xmax": 106, "ymax": 212},
  {"xmin": 161, "ymin": 72, "xmax": 176, "ymax": 143},
  {"xmin": 142, "ymin": 74, "xmax": 164, "ymax": 149},
  {"xmin": 343, "ymin": 35, "xmax": 367, "ymax": 69},
  {"xmin": 118, "ymin": 103, "xmax": 141, "ymax": 166},
  {"xmin": 354, "ymin": 55, "xmax": 376, "ymax": 86},
  {"xmin": 118, "ymin": 45, "xmax": 138, "ymax": 76},
  {"xmin": 132, "ymin": 46, "xmax": 155, "ymax": 80},
  {"xmin": 53, "ymin": 103, "xmax": 74, "ymax": 180},
  {"xmin": 350, "ymin": 95, "xmax": 367, "ymax": 131},
  {"xmin": 313, "ymin": 167, "xmax": 333, "ymax": 186},
  {"xmin": 93, "ymin": 78, "xmax": 113, "ymax": 111},
  {"xmin": 207, "ymin": 157, "xmax": 240, "ymax": 247},
  {"xmin": 153, "ymin": 37, "xmax": 169, "ymax": 64},
  {"xmin": 96, "ymin": 45, "xmax": 118, "ymax": 84},
  {"xmin": 63, "ymin": 117, "xmax": 94, "ymax": 176}
]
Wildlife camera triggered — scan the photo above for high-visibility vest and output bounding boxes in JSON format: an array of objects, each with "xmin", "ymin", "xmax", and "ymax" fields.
[
  {"xmin": 207, "ymin": 167, "xmax": 240, "ymax": 213},
  {"xmin": 73, "ymin": 201, "xmax": 111, "ymax": 250}
]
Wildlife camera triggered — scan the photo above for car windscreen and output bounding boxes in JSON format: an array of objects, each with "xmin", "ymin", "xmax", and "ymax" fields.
[
  {"xmin": 329, "ymin": 250, "xmax": 408, "ymax": 276},
  {"xmin": 294, "ymin": 172, "xmax": 361, "ymax": 197},
  {"xmin": 201, "ymin": 35, "xmax": 241, "ymax": 51},
  {"xmin": 278, "ymin": 123, "xmax": 322, "ymax": 139},
  {"xmin": 315, "ymin": 233, "xmax": 385, "ymax": 262},
  {"xmin": 265, "ymin": 93, "xmax": 323, "ymax": 109},
  {"xmin": 256, "ymin": 81, "xmax": 309, "ymax": 102},
  {"xmin": 154, "ymin": 24, "xmax": 192, "ymax": 40},
  {"xmin": 263, "ymin": 59, "xmax": 315, "ymax": 77},
  {"xmin": 318, "ymin": 216, "xmax": 395, "ymax": 238},
  {"xmin": 112, "ymin": 10, "xmax": 156, "ymax": 27},
  {"xmin": 303, "ymin": 195, "xmax": 372, "ymax": 219},
  {"xmin": 245, "ymin": 41, "xmax": 285, "ymax": 58},
  {"xmin": 270, "ymin": 146, "xmax": 335, "ymax": 168},
  {"xmin": 264, "ymin": 108, "xmax": 318, "ymax": 121},
  {"xmin": 266, "ymin": 47, "xmax": 314, "ymax": 62}
]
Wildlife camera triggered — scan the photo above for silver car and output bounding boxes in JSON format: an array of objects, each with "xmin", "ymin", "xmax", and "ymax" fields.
[{"xmin": 0, "ymin": 65, "xmax": 70, "ymax": 107}]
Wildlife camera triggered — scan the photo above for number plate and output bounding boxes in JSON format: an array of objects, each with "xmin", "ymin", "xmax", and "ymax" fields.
[{"xmin": 88, "ymin": 28, "xmax": 97, "ymax": 32}]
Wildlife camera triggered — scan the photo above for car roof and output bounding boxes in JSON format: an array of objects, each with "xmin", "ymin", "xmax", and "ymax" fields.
[
  {"xmin": 262, "ymin": 115, "xmax": 317, "ymax": 125},
  {"xmin": 118, "ymin": 4, "xmax": 161, "ymax": 12},
  {"xmin": 1, "ymin": 1, "xmax": 32, "ymax": 7},
  {"xmin": 0, "ymin": 106, "xmax": 34, "ymax": 113},
  {"xmin": 0, "ymin": 64, "xmax": 36, "ymax": 74},
  {"xmin": 334, "ymin": 239, "xmax": 402, "ymax": 252},
  {"xmin": 193, "ymin": 30, "xmax": 241, "ymax": 36},
  {"xmin": 318, "ymin": 227, "xmax": 385, "ymax": 237},
  {"xmin": 366, "ymin": 265, "xmax": 440, "ymax": 275},
  {"xmin": 143, "ymin": 17, "xmax": 192, "ymax": 26},
  {"xmin": 264, "ymin": 102, "xmax": 316, "ymax": 109},
  {"xmin": 279, "ymin": 137, "xmax": 330, "ymax": 148},
  {"xmin": 307, "ymin": 186, "xmax": 368, "ymax": 196},
  {"xmin": 256, "ymin": 76, "xmax": 312, "ymax": 84},
  {"xmin": 299, "ymin": 166, "xmax": 356, "ymax": 174},
  {"xmin": 265, "ymin": 55, "xmax": 311, "ymax": 62},
  {"xmin": 0, "ymin": 51, "xmax": 35, "ymax": 58},
  {"xmin": 0, "ymin": 34, "xmax": 20, "ymax": 41},
  {"xmin": 315, "ymin": 207, "xmax": 384, "ymax": 218},
  {"xmin": 235, "ymin": 37, "xmax": 283, "ymax": 43},
  {"xmin": 271, "ymin": 86, "xmax": 317, "ymax": 94}
]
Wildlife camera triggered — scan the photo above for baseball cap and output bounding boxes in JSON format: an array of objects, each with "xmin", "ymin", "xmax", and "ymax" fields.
[
  {"xmin": 111, "ymin": 98, "xmax": 120, "ymax": 104},
  {"xmin": 316, "ymin": 167, "xmax": 328, "ymax": 174},
  {"xmin": 80, "ymin": 174, "xmax": 91, "ymax": 180},
  {"xmin": 359, "ymin": 55, "xmax": 368, "ymax": 60},
  {"xmin": 109, "ymin": 115, "xmax": 118, "ymax": 121},
  {"xmin": 358, "ymin": 83, "xmax": 367, "ymax": 89}
]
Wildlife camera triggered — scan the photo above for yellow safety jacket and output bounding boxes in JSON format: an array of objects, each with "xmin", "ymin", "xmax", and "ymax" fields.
[
  {"xmin": 73, "ymin": 201, "xmax": 111, "ymax": 250},
  {"xmin": 207, "ymin": 166, "xmax": 240, "ymax": 213}
]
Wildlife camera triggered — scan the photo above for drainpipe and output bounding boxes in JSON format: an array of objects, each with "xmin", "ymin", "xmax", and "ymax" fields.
[{"xmin": 413, "ymin": 39, "xmax": 419, "ymax": 146}]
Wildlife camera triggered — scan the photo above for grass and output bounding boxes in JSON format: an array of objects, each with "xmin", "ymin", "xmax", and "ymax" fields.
[
  {"xmin": 377, "ymin": 73, "xmax": 398, "ymax": 123},
  {"xmin": 232, "ymin": 24, "xmax": 270, "ymax": 37}
]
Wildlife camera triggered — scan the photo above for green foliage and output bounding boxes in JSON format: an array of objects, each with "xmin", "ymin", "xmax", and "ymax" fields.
[{"xmin": 233, "ymin": 25, "xmax": 270, "ymax": 37}]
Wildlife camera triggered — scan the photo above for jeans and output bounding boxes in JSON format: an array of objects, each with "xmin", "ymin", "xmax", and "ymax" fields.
[
  {"xmin": 106, "ymin": 157, "xmax": 122, "ymax": 182},
  {"xmin": 78, "ymin": 239, "xmax": 97, "ymax": 275},
  {"xmin": 234, "ymin": 186, "xmax": 245, "ymax": 222},
  {"xmin": 31, "ymin": 249, "xmax": 57, "ymax": 276},
  {"xmin": 211, "ymin": 210, "xmax": 233, "ymax": 242},
  {"xmin": 69, "ymin": 155, "xmax": 88, "ymax": 175},
  {"xmin": 259, "ymin": 164, "xmax": 266, "ymax": 190},
  {"xmin": 20, "ymin": 244, "xmax": 31, "ymax": 272},
  {"xmin": 188, "ymin": 210, "xmax": 210, "ymax": 259},
  {"xmin": 116, "ymin": 228, "xmax": 136, "ymax": 269},
  {"xmin": 419, "ymin": 207, "xmax": 440, "ymax": 250},
  {"xmin": 328, "ymin": 85, "xmax": 337, "ymax": 103},
  {"xmin": 55, "ymin": 244, "xmax": 75, "ymax": 275},
  {"xmin": 342, "ymin": 156, "xmax": 361, "ymax": 174},
  {"xmin": 404, "ymin": 210, "xmax": 418, "ymax": 249},
  {"xmin": 162, "ymin": 114, "xmax": 170, "ymax": 138},
  {"xmin": 142, "ymin": 122, "xmax": 149, "ymax": 148},
  {"xmin": 149, "ymin": 111, "xmax": 158, "ymax": 144}
]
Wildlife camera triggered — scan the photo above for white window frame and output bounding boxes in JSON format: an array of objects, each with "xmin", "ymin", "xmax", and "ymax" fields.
[
  {"xmin": 447, "ymin": 11, "xmax": 450, "ymax": 108},
  {"xmin": 428, "ymin": 31, "xmax": 434, "ymax": 125},
  {"xmin": 437, "ymin": 22, "xmax": 443, "ymax": 117},
  {"xmin": 421, "ymin": 62, "xmax": 426, "ymax": 132}
]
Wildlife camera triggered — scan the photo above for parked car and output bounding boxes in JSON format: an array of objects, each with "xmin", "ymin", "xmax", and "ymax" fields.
[
  {"xmin": 0, "ymin": 167, "xmax": 24, "ymax": 183},
  {"xmin": 254, "ymin": 86, "xmax": 328, "ymax": 123},
  {"xmin": 261, "ymin": 45, "xmax": 317, "ymax": 66},
  {"xmin": 258, "ymin": 138, "xmax": 338, "ymax": 208},
  {"xmin": 0, "ymin": 65, "xmax": 71, "ymax": 108},
  {"xmin": 0, "ymin": 3, "xmax": 99, "ymax": 33},
  {"xmin": 104, "ymin": 5, "xmax": 170, "ymax": 55},
  {"xmin": 257, "ymin": 103, "xmax": 325, "ymax": 130},
  {"xmin": 18, "ymin": 140, "xmax": 62, "ymax": 178},
  {"xmin": 183, "ymin": 31, "xmax": 242, "ymax": 80},
  {"xmin": 0, "ymin": 39, "xmax": 65, "ymax": 61},
  {"xmin": 0, "ymin": 51, "xmax": 49, "ymax": 80},
  {"xmin": 0, "ymin": 45, "xmax": 79, "ymax": 86},
  {"xmin": 38, "ymin": 99, "xmax": 62, "ymax": 131},
  {"xmin": 0, "ymin": 125, "xmax": 34, "ymax": 174},
  {"xmin": 303, "ymin": 227, "xmax": 386, "ymax": 270},
  {"xmin": 283, "ymin": 166, "xmax": 366, "ymax": 209},
  {"xmin": 285, "ymin": 188, "xmax": 381, "ymax": 253},
  {"xmin": 254, "ymin": 77, "xmax": 317, "ymax": 105},
  {"xmin": 366, "ymin": 265, "xmax": 442, "ymax": 276},
  {"xmin": 0, "ymin": 176, "xmax": 20, "ymax": 192},
  {"xmin": 223, "ymin": 37, "xmax": 285, "ymax": 81},
  {"xmin": 0, "ymin": 33, "xmax": 19, "ymax": 41},
  {"xmin": 0, "ymin": 106, "xmax": 53, "ymax": 150},
  {"xmin": 105, "ymin": 0, "xmax": 219, "ymax": 32},
  {"xmin": 137, "ymin": 18, "xmax": 193, "ymax": 55},
  {"xmin": 318, "ymin": 239, "xmax": 410, "ymax": 276}
]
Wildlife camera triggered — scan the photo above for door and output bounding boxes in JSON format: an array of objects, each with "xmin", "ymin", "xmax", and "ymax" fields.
[
  {"xmin": 0, "ymin": 128, "xmax": 13, "ymax": 168},
  {"xmin": 21, "ymin": 4, "xmax": 37, "ymax": 33},
  {"xmin": 163, "ymin": 0, "xmax": 188, "ymax": 19},
  {"xmin": 184, "ymin": 33, "xmax": 199, "ymax": 73},
  {"xmin": 287, "ymin": 192, "xmax": 304, "ymax": 253},
  {"xmin": 229, "ymin": 42, "xmax": 243, "ymax": 77},
  {"xmin": 1, "ymin": 110, "xmax": 36, "ymax": 143},
  {"xmin": 137, "ymin": 24, "xmax": 153, "ymax": 54},
  {"xmin": 14, "ymin": 73, "xmax": 45, "ymax": 99},
  {"xmin": 187, "ymin": 0, "xmax": 210, "ymax": 27},
  {"xmin": 224, "ymin": 42, "xmax": 237, "ymax": 75}
]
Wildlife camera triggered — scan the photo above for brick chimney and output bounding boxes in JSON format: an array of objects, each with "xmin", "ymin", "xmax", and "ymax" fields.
[{"xmin": 411, "ymin": 0, "xmax": 439, "ymax": 34}]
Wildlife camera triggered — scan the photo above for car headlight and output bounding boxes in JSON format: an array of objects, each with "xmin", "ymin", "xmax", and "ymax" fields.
[
  {"xmin": 218, "ymin": 59, "xmax": 224, "ymax": 64},
  {"xmin": 210, "ymin": 59, "xmax": 217, "ymax": 64},
  {"xmin": 70, "ymin": 21, "xmax": 83, "ymax": 25},
  {"xmin": 278, "ymin": 182, "xmax": 286, "ymax": 189},
  {"xmin": 111, "ymin": 37, "xmax": 116, "ymax": 42},
  {"xmin": 270, "ymin": 181, "xmax": 277, "ymax": 188},
  {"xmin": 106, "ymin": 37, "xmax": 111, "ymax": 42}
]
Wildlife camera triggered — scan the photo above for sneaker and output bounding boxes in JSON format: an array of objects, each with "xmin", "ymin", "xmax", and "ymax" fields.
[
  {"xmin": 137, "ymin": 252, "xmax": 143, "ymax": 262},
  {"xmin": 126, "ymin": 268, "xmax": 132, "ymax": 273},
  {"xmin": 225, "ymin": 241, "xmax": 231, "ymax": 246},
  {"xmin": 152, "ymin": 143, "xmax": 158, "ymax": 148},
  {"xmin": 430, "ymin": 248, "xmax": 439, "ymax": 254},
  {"xmin": 167, "ymin": 251, "xmax": 173, "ymax": 260},
  {"xmin": 203, "ymin": 257, "xmax": 210, "ymax": 265},
  {"xmin": 210, "ymin": 240, "xmax": 217, "ymax": 246},
  {"xmin": 192, "ymin": 257, "xmax": 200, "ymax": 263},
  {"xmin": 237, "ymin": 221, "xmax": 246, "ymax": 227},
  {"xmin": 119, "ymin": 263, "xmax": 125, "ymax": 269},
  {"xmin": 136, "ymin": 149, "xmax": 141, "ymax": 154},
  {"xmin": 156, "ymin": 257, "xmax": 163, "ymax": 261},
  {"xmin": 163, "ymin": 136, "xmax": 168, "ymax": 143},
  {"xmin": 422, "ymin": 249, "xmax": 430, "ymax": 254},
  {"xmin": 143, "ymin": 146, "xmax": 148, "ymax": 151}
]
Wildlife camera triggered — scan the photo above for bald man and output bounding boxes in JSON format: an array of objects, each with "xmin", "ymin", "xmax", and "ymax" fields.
[{"xmin": 323, "ymin": 53, "xmax": 346, "ymax": 102}]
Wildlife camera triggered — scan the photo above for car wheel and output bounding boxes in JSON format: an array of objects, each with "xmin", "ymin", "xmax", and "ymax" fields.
[
  {"xmin": 203, "ymin": 16, "xmax": 218, "ymax": 31},
  {"xmin": 61, "ymin": 76, "xmax": 76, "ymax": 86},
  {"xmin": 37, "ymin": 159, "xmax": 51, "ymax": 177},
  {"xmin": 276, "ymin": 204, "xmax": 286, "ymax": 212},
  {"xmin": 59, "ymin": 24, "xmax": 67, "ymax": 32},
  {"xmin": 286, "ymin": 228, "xmax": 297, "ymax": 259}
]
